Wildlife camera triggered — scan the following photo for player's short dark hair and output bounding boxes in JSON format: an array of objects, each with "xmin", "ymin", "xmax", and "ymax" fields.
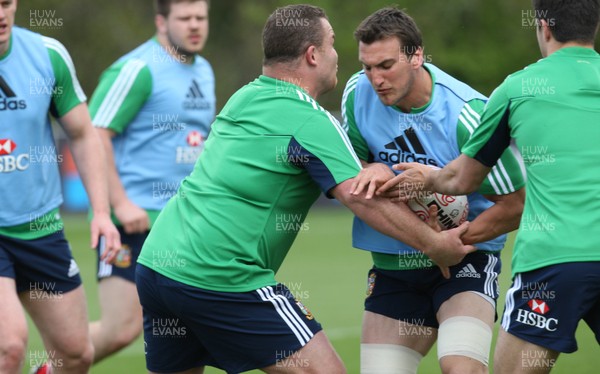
[
  {"xmin": 155, "ymin": 0, "xmax": 210, "ymax": 17},
  {"xmin": 532, "ymin": 0, "xmax": 599, "ymax": 43},
  {"xmin": 262, "ymin": 4, "xmax": 328, "ymax": 66},
  {"xmin": 354, "ymin": 7, "xmax": 423, "ymax": 58}
]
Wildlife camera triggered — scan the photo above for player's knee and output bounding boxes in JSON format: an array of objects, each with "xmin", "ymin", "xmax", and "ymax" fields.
[
  {"xmin": 437, "ymin": 316, "xmax": 492, "ymax": 370},
  {"xmin": 59, "ymin": 340, "xmax": 94, "ymax": 371},
  {"xmin": 361, "ymin": 343, "xmax": 422, "ymax": 374},
  {"xmin": 0, "ymin": 337, "xmax": 27, "ymax": 371}
]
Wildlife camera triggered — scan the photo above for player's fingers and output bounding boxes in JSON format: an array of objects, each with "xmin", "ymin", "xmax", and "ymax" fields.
[
  {"xmin": 377, "ymin": 177, "xmax": 400, "ymax": 194},
  {"xmin": 454, "ymin": 221, "xmax": 470, "ymax": 237},
  {"xmin": 365, "ymin": 180, "xmax": 378, "ymax": 199},
  {"xmin": 427, "ymin": 205, "xmax": 441, "ymax": 232},
  {"xmin": 392, "ymin": 162, "xmax": 411, "ymax": 171},
  {"xmin": 464, "ymin": 244, "xmax": 477, "ymax": 254}
]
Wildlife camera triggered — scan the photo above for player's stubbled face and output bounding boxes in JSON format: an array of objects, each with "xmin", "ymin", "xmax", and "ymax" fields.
[
  {"xmin": 0, "ymin": 0, "xmax": 17, "ymax": 56},
  {"xmin": 164, "ymin": 0, "xmax": 209, "ymax": 57},
  {"xmin": 316, "ymin": 18, "xmax": 338, "ymax": 94},
  {"xmin": 359, "ymin": 36, "xmax": 418, "ymax": 107}
]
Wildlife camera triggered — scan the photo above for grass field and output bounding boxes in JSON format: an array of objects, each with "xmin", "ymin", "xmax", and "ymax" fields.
[{"xmin": 23, "ymin": 209, "xmax": 598, "ymax": 373}]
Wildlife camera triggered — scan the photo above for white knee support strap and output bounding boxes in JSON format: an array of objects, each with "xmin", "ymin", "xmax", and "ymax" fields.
[
  {"xmin": 361, "ymin": 343, "xmax": 423, "ymax": 374},
  {"xmin": 437, "ymin": 316, "xmax": 492, "ymax": 365}
]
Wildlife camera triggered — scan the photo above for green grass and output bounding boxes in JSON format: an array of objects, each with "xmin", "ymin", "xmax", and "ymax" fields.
[{"xmin": 23, "ymin": 209, "xmax": 598, "ymax": 373}]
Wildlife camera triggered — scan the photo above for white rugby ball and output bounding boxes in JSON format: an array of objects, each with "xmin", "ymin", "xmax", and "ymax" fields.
[{"xmin": 408, "ymin": 192, "xmax": 469, "ymax": 230}]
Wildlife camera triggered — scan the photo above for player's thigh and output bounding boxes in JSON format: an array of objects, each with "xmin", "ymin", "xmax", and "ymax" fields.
[
  {"xmin": 97, "ymin": 276, "xmax": 142, "ymax": 331},
  {"xmin": 437, "ymin": 291, "xmax": 495, "ymax": 327},
  {"xmin": 362, "ymin": 311, "xmax": 436, "ymax": 355},
  {"xmin": 261, "ymin": 331, "xmax": 344, "ymax": 374},
  {"xmin": 20, "ymin": 285, "xmax": 90, "ymax": 352},
  {"xmin": 494, "ymin": 328, "xmax": 558, "ymax": 374},
  {"xmin": 0, "ymin": 277, "xmax": 28, "ymax": 353}
]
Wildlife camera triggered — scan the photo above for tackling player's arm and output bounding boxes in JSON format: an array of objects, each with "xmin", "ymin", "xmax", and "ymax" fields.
[
  {"xmin": 454, "ymin": 99, "xmax": 525, "ymax": 244},
  {"xmin": 89, "ymin": 60, "xmax": 153, "ymax": 234},
  {"xmin": 292, "ymin": 112, "xmax": 475, "ymax": 278},
  {"xmin": 46, "ymin": 37, "xmax": 120, "ymax": 260}
]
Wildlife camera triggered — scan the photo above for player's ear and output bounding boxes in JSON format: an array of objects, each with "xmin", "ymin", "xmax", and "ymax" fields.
[
  {"xmin": 155, "ymin": 14, "xmax": 167, "ymax": 34},
  {"xmin": 539, "ymin": 19, "xmax": 553, "ymax": 42},
  {"xmin": 410, "ymin": 47, "xmax": 424, "ymax": 69},
  {"xmin": 305, "ymin": 45, "xmax": 318, "ymax": 67}
]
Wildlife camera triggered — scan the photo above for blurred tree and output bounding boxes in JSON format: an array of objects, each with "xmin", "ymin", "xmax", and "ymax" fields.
[{"xmin": 15, "ymin": 0, "xmax": 599, "ymax": 111}]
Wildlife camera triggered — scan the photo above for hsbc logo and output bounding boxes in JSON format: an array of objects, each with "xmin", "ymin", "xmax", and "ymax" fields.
[
  {"xmin": 176, "ymin": 131, "xmax": 204, "ymax": 164},
  {"xmin": 0, "ymin": 139, "xmax": 17, "ymax": 155},
  {"xmin": 0, "ymin": 75, "xmax": 27, "ymax": 111},
  {"xmin": 515, "ymin": 299, "xmax": 558, "ymax": 331},
  {"xmin": 0, "ymin": 139, "xmax": 29, "ymax": 173},
  {"xmin": 186, "ymin": 131, "xmax": 203, "ymax": 147},
  {"xmin": 528, "ymin": 299, "xmax": 550, "ymax": 314}
]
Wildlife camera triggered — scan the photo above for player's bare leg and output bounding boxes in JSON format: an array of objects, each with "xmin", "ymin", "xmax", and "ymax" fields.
[
  {"xmin": 361, "ymin": 311, "xmax": 436, "ymax": 373},
  {"xmin": 261, "ymin": 331, "xmax": 345, "ymax": 374},
  {"xmin": 20, "ymin": 285, "xmax": 94, "ymax": 373},
  {"xmin": 90, "ymin": 276, "xmax": 142, "ymax": 362},
  {"xmin": 0, "ymin": 277, "xmax": 28, "ymax": 373},
  {"xmin": 436, "ymin": 291, "xmax": 494, "ymax": 374},
  {"xmin": 494, "ymin": 328, "xmax": 559, "ymax": 374}
]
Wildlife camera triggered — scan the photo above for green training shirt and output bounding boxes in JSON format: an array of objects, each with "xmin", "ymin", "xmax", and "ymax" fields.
[
  {"xmin": 138, "ymin": 76, "xmax": 361, "ymax": 292},
  {"xmin": 462, "ymin": 47, "xmax": 600, "ymax": 276}
]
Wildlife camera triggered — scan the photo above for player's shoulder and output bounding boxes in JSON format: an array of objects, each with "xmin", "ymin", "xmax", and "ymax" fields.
[
  {"xmin": 13, "ymin": 26, "xmax": 66, "ymax": 56},
  {"xmin": 427, "ymin": 63, "xmax": 487, "ymax": 103}
]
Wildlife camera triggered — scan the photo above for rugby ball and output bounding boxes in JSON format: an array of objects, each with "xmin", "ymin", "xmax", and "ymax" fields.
[{"xmin": 408, "ymin": 192, "xmax": 469, "ymax": 230}]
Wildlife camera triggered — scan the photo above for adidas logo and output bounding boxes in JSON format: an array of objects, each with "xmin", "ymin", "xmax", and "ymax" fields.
[
  {"xmin": 456, "ymin": 263, "xmax": 481, "ymax": 278},
  {"xmin": 0, "ymin": 75, "xmax": 27, "ymax": 111},
  {"xmin": 183, "ymin": 79, "xmax": 210, "ymax": 110},
  {"xmin": 68, "ymin": 259, "xmax": 80, "ymax": 277},
  {"xmin": 379, "ymin": 127, "xmax": 438, "ymax": 166}
]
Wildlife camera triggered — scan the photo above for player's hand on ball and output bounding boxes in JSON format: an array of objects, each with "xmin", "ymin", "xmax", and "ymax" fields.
[{"xmin": 377, "ymin": 162, "xmax": 433, "ymax": 202}]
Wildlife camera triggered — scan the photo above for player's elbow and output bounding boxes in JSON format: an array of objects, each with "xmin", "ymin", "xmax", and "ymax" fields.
[{"xmin": 330, "ymin": 180, "xmax": 370, "ymax": 211}]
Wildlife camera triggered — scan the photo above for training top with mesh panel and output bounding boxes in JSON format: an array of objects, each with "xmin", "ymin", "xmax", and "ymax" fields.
[
  {"xmin": 342, "ymin": 64, "xmax": 524, "ymax": 264},
  {"xmin": 138, "ymin": 75, "xmax": 362, "ymax": 292},
  {"xmin": 462, "ymin": 47, "xmax": 600, "ymax": 276},
  {"xmin": 0, "ymin": 26, "xmax": 86, "ymax": 239}
]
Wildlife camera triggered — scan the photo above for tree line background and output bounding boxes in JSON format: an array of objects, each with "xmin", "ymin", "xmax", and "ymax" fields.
[{"xmin": 16, "ymin": 0, "xmax": 600, "ymax": 112}]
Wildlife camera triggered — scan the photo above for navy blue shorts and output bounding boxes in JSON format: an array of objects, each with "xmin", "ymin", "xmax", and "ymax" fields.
[
  {"xmin": 0, "ymin": 230, "xmax": 82, "ymax": 293},
  {"xmin": 97, "ymin": 226, "xmax": 147, "ymax": 282},
  {"xmin": 365, "ymin": 251, "xmax": 501, "ymax": 328},
  {"xmin": 501, "ymin": 262, "xmax": 600, "ymax": 353},
  {"xmin": 136, "ymin": 264, "xmax": 323, "ymax": 373}
]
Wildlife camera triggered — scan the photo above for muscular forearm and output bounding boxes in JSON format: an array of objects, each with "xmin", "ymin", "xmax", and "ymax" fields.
[
  {"xmin": 462, "ymin": 189, "xmax": 525, "ymax": 245},
  {"xmin": 429, "ymin": 155, "xmax": 489, "ymax": 195},
  {"xmin": 69, "ymin": 128, "xmax": 111, "ymax": 215},
  {"xmin": 334, "ymin": 180, "xmax": 437, "ymax": 252},
  {"xmin": 97, "ymin": 130, "xmax": 130, "ymax": 207}
]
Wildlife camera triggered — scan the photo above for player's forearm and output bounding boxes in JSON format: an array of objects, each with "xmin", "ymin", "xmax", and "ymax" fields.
[
  {"xmin": 462, "ymin": 189, "xmax": 525, "ymax": 245},
  {"xmin": 334, "ymin": 181, "xmax": 438, "ymax": 252},
  {"xmin": 68, "ymin": 127, "xmax": 111, "ymax": 216},
  {"xmin": 430, "ymin": 155, "xmax": 488, "ymax": 195},
  {"xmin": 97, "ymin": 130, "xmax": 130, "ymax": 208}
]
